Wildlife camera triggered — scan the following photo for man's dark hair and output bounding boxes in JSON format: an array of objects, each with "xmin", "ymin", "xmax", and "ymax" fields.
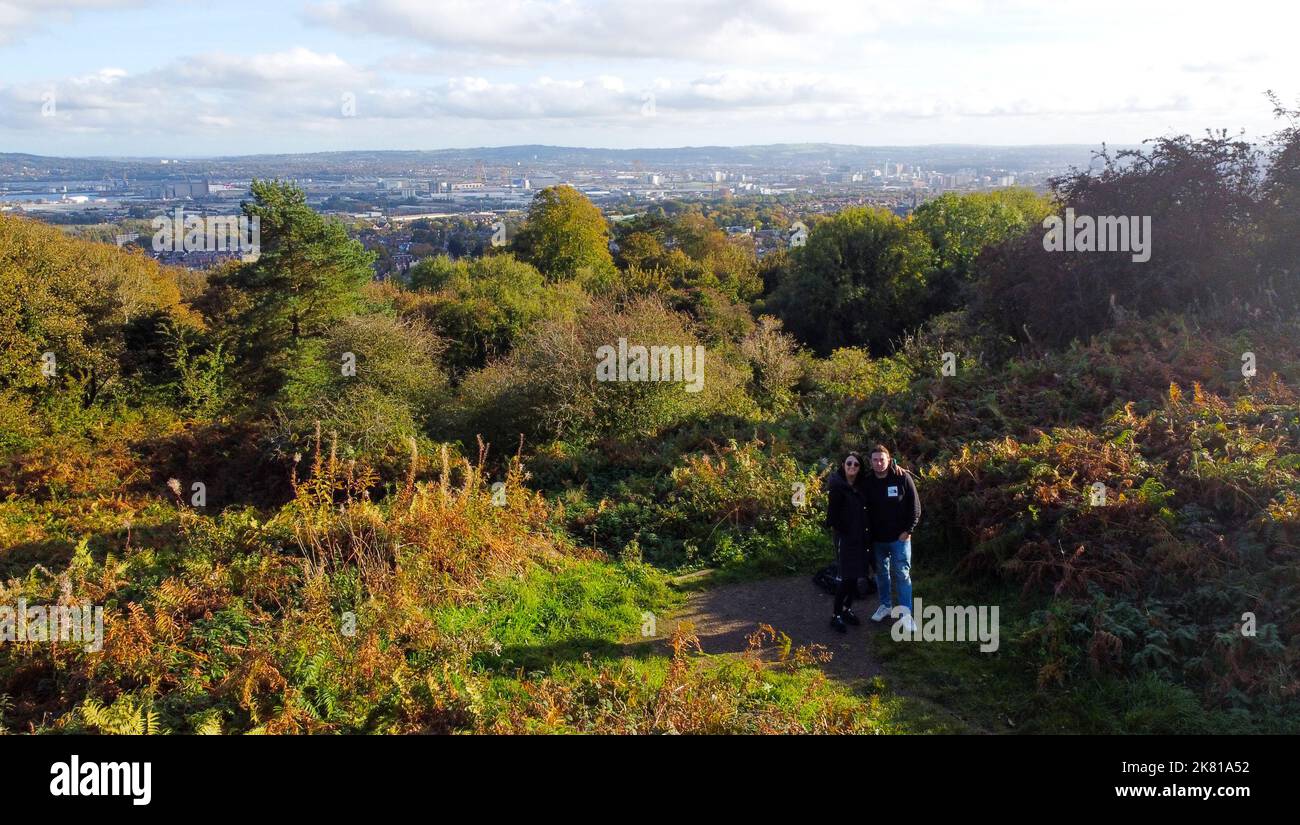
[{"xmin": 869, "ymin": 443, "xmax": 890, "ymax": 457}]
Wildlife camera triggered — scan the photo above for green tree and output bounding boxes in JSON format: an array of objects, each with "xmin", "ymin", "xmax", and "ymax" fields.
[
  {"xmin": 400, "ymin": 253, "xmax": 585, "ymax": 373},
  {"xmin": 911, "ymin": 188, "xmax": 1053, "ymax": 314},
  {"xmin": 454, "ymin": 295, "xmax": 754, "ymax": 446},
  {"xmin": 512, "ymin": 185, "xmax": 616, "ymax": 282},
  {"xmin": 973, "ymin": 133, "xmax": 1263, "ymax": 347},
  {"xmin": 0, "ymin": 213, "xmax": 190, "ymax": 404},
  {"xmin": 1260, "ymin": 92, "xmax": 1300, "ymax": 314},
  {"xmin": 762, "ymin": 207, "xmax": 932, "ymax": 354},
  {"xmin": 614, "ymin": 231, "xmax": 666, "ymax": 271},
  {"xmin": 213, "ymin": 180, "xmax": 375, "ymax": 396}
]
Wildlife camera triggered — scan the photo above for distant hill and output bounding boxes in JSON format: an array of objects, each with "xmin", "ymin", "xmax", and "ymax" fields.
[{"xmin": 0, "ymin": 143, "xmax": 1114, "ymax": 182}]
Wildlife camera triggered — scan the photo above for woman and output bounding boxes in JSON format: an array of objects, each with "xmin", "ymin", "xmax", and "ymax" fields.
[{"xmin": 825, "ymin": 451, "xmax": 870, "ymax": 632}]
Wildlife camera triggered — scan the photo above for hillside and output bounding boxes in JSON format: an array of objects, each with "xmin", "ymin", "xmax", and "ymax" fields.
[{"xmin": 0, "ymin": 118, "xmax": 1296, "ymax": 735}]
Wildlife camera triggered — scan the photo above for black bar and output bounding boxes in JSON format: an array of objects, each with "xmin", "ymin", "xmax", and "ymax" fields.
[{"xmin": 4, "ymin": 734, "xmax": 1285, "ymax": 813}]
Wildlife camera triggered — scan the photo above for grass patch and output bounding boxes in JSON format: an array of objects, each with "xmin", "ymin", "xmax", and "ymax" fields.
[
  {"xmin": 433, "ymin": 559, "xmax": 679, "ymax": 673},
  {"xmin": 471, "ymin": 637, "xmax": 917, "ymax": 734},
  {"xmin": 867, "ymin": 558, "xmax": 1297, "ymax": 734},
  {"xmin": 864, "ymin": 562, "xmax": 1032, "ymax": 734}
]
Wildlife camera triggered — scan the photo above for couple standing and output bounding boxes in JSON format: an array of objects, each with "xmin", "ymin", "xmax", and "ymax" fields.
[{"xmin": 824, "ymin": 444, "xmax": 921, "ymax": 634}]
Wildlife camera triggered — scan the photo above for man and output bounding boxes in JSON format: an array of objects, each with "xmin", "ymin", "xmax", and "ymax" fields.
[{"xmin": 865, "ymin": 444, "xmax": 921, "ymax": 633}]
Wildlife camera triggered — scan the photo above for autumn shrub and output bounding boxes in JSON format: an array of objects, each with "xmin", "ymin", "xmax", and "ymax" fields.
[
  {"xmin": 0, "ymin": 213, "xmax": 196, "ymax": 403},
  {"xmin": 809, "ymin": 346, "xmax": 914, "ymax": 401},
  {"xmin": 739, "ymin": 316, "xmax": 804, "ymax": 413},
  {"xmin": 399, "ymin": 253, "xmax": 587, "ymax": 373},
  {"xmin": 453, "ymin": 295, "xmax": 756, "ymax": 448},
  {"xmin": 921, "ymin": 375, "xmax": 1299, "ymax": 724},
  {"xmin": 2, "ymin": 435, "xmax": 580, "ymax": 733},
  {"xmin": 473, "ymin": 625, "xmax": 898, "ymax": 734},
  {"xmin": 566, "ymin": 439, "xmax": 829, "ymax": 572},
  {"xmin": 264, "ymin": 313, "xmax": 450, "ymax": 476}
]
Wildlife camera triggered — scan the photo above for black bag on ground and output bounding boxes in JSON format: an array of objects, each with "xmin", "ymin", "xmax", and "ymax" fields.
[
  {"xmin": 816, "ymin": 529, "xmax": 878, "ymax": 595},
  {"xmin": 813, "ymin": 564, "xmax": 840, "ymax": 594},
  {"xmin": 812, "ymin": 562, "xmax": 878, "ymax": 596}
]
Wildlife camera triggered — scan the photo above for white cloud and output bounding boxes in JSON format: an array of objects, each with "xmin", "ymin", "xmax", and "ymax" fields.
[
  {"xmin": 167, "ymin": 47, "xmax": 370, "ymax": 90},
  {"xmin": 0, "ymin": 0, "xmax": 150, "ymax": 45},
  {"xmin": 0, "ymin": 56, "xmax": 1219, "ymax": 148},
  {"xmin": 302, "ymin": 0, "xmax": 978, "ymax": 63},
  {"xmin": 0, "ymin": 48, "xmax": 372, "ymax": 136},
  {"xmin": 1, "ymin": 0, "xmax": 1296, "ymax": 152}
]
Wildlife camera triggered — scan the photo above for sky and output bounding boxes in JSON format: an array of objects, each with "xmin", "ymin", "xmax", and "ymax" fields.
[{"xmin": 0, "ymin": 0, "xmax": 1294, "ymax": 157}]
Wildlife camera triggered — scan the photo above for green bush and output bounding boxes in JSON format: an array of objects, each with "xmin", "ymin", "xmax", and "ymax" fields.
[{"xmin": 453, "ymin": 295, "xmax": 756, "ymax": 448}]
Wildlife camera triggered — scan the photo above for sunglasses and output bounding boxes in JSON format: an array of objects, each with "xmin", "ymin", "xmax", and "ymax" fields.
[{"xmin": 845, "ymin": 460, "xmax": 860, "ymax": 466}]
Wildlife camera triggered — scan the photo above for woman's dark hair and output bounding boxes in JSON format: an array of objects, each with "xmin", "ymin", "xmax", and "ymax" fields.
[{"xmin": 842, "ymin": 451, "xmax": 864, "ymax": 470}]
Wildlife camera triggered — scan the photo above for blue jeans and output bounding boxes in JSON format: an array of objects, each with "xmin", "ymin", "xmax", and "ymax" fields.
[{"xmin": 874, "ymin": 539, "xmax": 912, "ymax": 613}]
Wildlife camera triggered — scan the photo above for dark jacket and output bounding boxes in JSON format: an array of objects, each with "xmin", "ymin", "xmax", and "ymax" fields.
[
  {"xmin": 825, "ymin": 470, "xmax": 870, "ymax": 579},
  {"xmin": 864, "ymin": 461, "xmax": 921, "ymax": 543}
]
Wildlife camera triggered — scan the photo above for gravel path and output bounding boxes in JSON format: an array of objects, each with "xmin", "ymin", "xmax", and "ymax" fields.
[{"xmin": 652, "ymin": 574, "xmax": 887, "ymax": 682}]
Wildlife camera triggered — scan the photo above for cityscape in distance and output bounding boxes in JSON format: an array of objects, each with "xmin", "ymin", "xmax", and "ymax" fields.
[{"xmin": 1, "ymin": 143, "xmax": 1114, "ymax": 272}]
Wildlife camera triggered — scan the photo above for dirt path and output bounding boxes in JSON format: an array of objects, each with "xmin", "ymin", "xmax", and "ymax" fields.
[
  {"xmin": 646, "ymin": 573, "xmax": 996, "ymax": 733},
  {"xmin": 652, "ymin": 574, "xmax": 887, "ymax": 682}
]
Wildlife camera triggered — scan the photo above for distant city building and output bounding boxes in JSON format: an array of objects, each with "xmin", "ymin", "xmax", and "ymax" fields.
[{"xmin": 157, "ymin": 180, "xmax": 210, "ymax": 199}]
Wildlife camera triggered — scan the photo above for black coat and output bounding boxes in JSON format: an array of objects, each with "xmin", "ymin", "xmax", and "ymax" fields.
[
  {"xmin": 864, "ymin": 461, "xmax": 921, "ymax": 543},
  {"xmin": 825, "ymin": 470, "xmax": 870, "ymax": 579}
]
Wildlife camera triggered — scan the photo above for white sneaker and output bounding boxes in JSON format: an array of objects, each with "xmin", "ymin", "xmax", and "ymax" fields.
[{"xmin": 870, "ymin": 605, "xmax": 891, "ymax": 622}]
